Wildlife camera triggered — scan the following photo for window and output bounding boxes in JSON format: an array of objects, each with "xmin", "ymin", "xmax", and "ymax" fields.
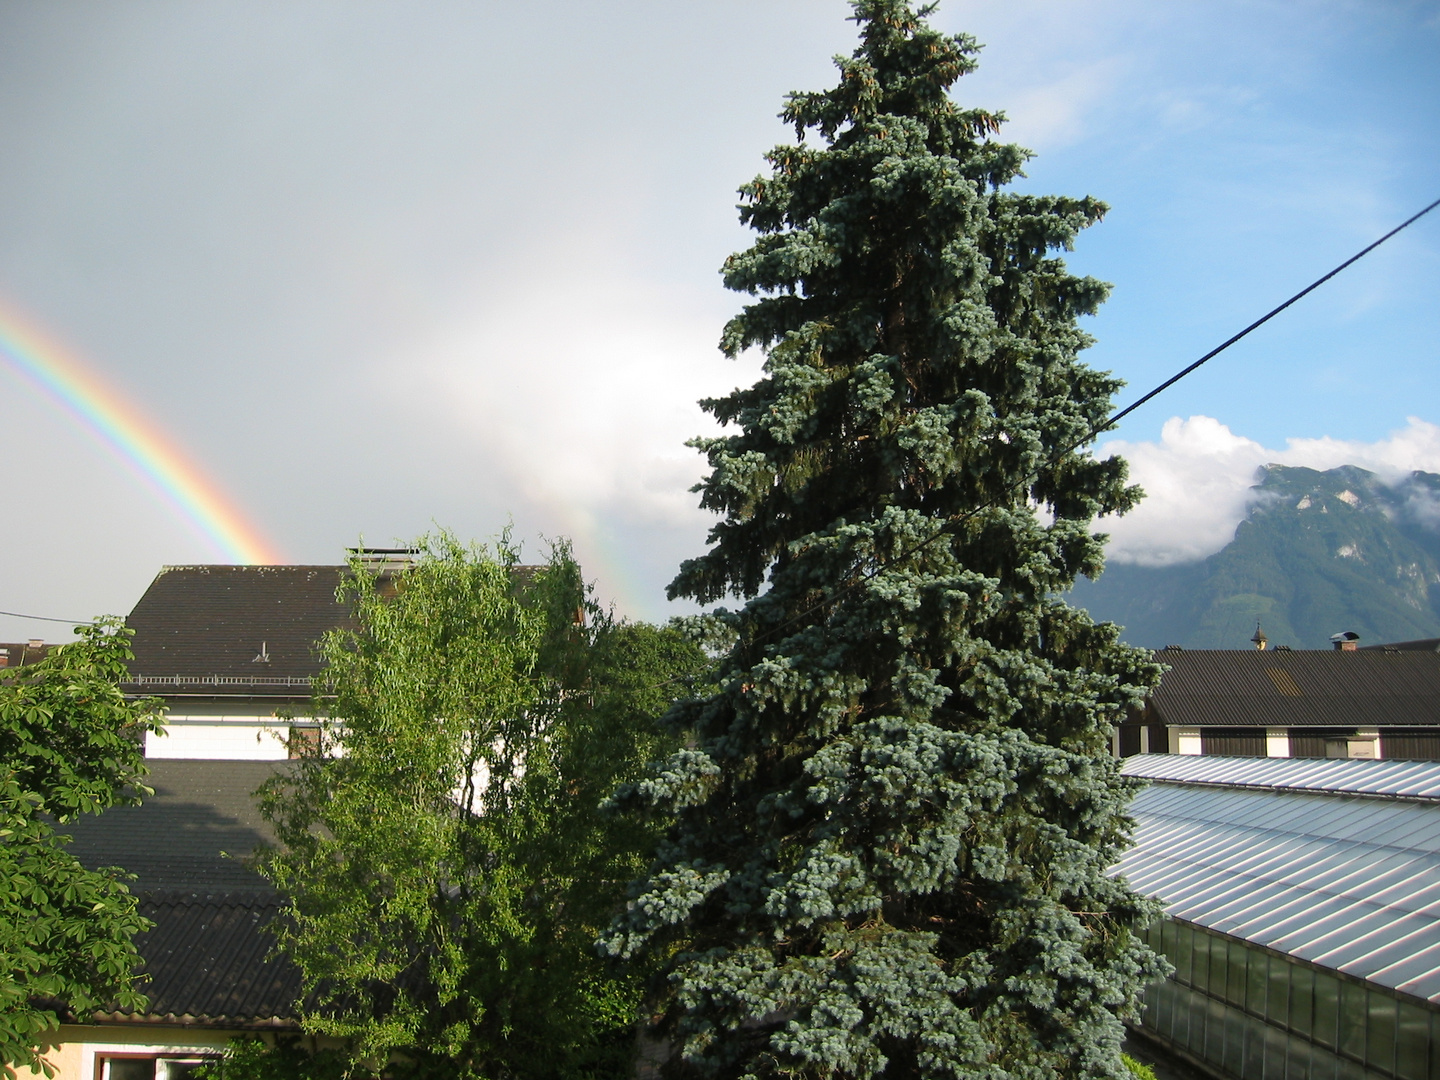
[
  {"xmin": 1368, "ymin": 991, "xmax": 1397, "ymax": 1076},
  {"xmin": 1313, "ymin": 970, "xmax": 1338, "ymax": 1049},
  {"xmin": 1173, "ymin": 922, "xmax": 1193, "ymax": 985},
  {"xmin": 1290, "ymin": 729, "xmax": 1356, "ymax": 759},
  {"xmin": 1380, "ymin": 729, "xmax": 1440, "ymax": 761},
  {"xmin": 1395, "ymin": 999, "xmax": 1429, "ymax": 1080},
  {"xmin": 1248, "ymin": 947, "xmax": 1269, "ymax": 1014},
  {"xmin": 1339, "ymin": 980, "xmax": 1367, "ymax": 1060},
  {"xmin": 1226, "ymin": 937, "xmax": 1249, "ymax": 1008},
  {"xmin": 1266, "ymin": 952, "xmax": 1290, "ymax": 1028},
  {"xmin": 99, "ymin": 1056, "xmax": 217, "ymax": 1080},
  {"xmin": 1201, "ymin": 728, "xmax": 1267, "ymax": 756},
  {"xmin": 288, "ymin": 725, "xmax": 321, "ymax": 758},
  {"xmin": 1290, "ymin": 963, "xmax": 1314, "ymax": 1039}
]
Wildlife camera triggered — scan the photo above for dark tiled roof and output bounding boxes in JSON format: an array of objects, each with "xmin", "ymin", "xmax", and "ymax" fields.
[
  {"xmin": 94, "ymin": 891, "xmax": 303, "ymax": 1026},
  {"xmin": 0, "ymin": 641, "xmax": 54, "ymax": 669},
  {"xmin": 124, "ymin": 565, "xmax": 352, "ymax": 687},
  {"xmin": 62, "ymin": 760, "xmax": 288, "ymax": 892},
  {"xmin": 63, "ymin": 761, "xmax": 304, "ymax": 1024},
  {"xmin": 1147, "ymin": 649, "xmax": 1440, "ymax": 728}
]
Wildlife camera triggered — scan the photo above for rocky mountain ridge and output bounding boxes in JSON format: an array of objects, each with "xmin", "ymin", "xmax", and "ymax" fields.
[{"xmin": 1071, "ymin": 464, "xmax": 1440, "ymax": 649}]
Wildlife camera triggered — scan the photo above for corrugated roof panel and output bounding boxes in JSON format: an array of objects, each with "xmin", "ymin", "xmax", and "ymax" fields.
[
  {"xmin": 1115, "ymin": 776, "xmax": 1440, "ymax": 1002},
  {"xmin": 1123, "ymin": 754, "xmax": 1440, "ymax": 801},
  {"xmin": 1379, "ymin": 951, "xmax": 1440, "ymax": 995}
]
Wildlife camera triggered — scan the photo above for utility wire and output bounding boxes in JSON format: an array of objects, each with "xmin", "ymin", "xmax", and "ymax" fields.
[
  {"xmin": 0, "ymin": 609, "xmax": 97, "ymax": 627},
  {"xmin": 5, "ymin": 202, "xmax": 1436, "ymax": 673},
  {"xmin": 1107, "ymin": 195, "xmax": 1440, "ymax": 431},
  {"xmin": 742, "ymin": 194, "xmax": 1440, "ymax": 650}
]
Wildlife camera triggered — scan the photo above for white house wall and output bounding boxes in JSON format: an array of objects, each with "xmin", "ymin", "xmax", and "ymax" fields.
[{"xmin": 146, "ymin": 702, "xmax": 308, "ymax": 760}]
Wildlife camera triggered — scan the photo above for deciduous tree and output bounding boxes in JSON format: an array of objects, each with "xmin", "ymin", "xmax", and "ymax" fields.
[
  {"xmin": 257, "ymin": 535, "xmax": 708, "ymax": 1080},
  {"xmin": 0, "ymin": 620, "xmax": 158, "ymax": 1079},
  {"xmin": 602, "ymin": 4, "xmax": 1163, "ymax": 1078}
]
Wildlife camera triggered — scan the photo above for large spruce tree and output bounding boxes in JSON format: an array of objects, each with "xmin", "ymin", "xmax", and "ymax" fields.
[{"xmin": 602, "ymin": 4, "xmax": 1164, "ymax": 1079}]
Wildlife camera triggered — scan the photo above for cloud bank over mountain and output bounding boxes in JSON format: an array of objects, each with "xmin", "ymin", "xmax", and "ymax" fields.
[{"xmin": 1099, "ymin": 416, "xmax": 1440, "ymax": 567}]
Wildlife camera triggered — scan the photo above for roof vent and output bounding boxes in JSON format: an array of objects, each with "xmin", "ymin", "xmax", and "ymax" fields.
[
  {"xmin": 1162, "ymin": 644, "xmax": 1184, "ymax": 651},
  {"xmin": 1331, "ymin": 631, "xmax": 1361, "ymax": 651},
  {"xmin": 349, "ymin": 547, "xmax": 420, "ymax": 572},
  {"xmin": 252, "ymin": 641, "xmax": 271, "ymax": 664},
  {"xmin": 1273, "ymin": 645, "xmax": 1293, "ymax": 652}
]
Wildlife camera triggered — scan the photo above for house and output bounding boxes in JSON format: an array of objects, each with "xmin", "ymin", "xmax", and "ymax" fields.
[
  {"xmin": 1115, "ymin": 646, "xmax": 1440, "ymax": 760},
  {"xmin": 17, "ymin": 760, "xmax": 308, "ymax": 1080},
  {"xmin": 1117, "ymin": 753, "xmax": 1440, "ymax": 1080},
  {"xmin": 120, "ymin": 553, "xmax": 427, "ymax": 760},
  {"xmin": 0, "ymin": 639, "xmax": 54, "ymax": 669}
]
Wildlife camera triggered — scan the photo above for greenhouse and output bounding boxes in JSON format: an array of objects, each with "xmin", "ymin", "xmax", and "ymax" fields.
[{"xmin": 1118, "ymin": 755, "xmax": 1440, "ymax": 1080}]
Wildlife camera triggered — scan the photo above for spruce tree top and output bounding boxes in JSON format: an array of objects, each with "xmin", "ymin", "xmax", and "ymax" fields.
[
  {"xmin": 674, "ymin": 0, "xmax": 1131, "ymax": 612},
  {"xmin": 607, "ymin": 4, "xmax": 1164, "ymax": 1079}
]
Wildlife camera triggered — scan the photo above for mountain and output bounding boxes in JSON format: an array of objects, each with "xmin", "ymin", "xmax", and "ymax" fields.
[{"xmin": 1070, "ymin": 464, "xmax": 1440, "ymax": 649}]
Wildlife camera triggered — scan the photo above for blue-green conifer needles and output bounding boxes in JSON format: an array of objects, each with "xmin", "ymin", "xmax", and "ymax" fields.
[{"xmin": 601, "ymin": 4, "xmax": 1164, "ymax": 1079}]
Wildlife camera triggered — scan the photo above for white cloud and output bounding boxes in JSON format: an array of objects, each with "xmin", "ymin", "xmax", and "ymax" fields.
[
  {"xmin": 381, "ymin": 227, "xmax": 764, "ymax": 615},
  {"xmin": 997, "ymin": 60, "xmax": 1123, "ymax": 150},
  {"xmin": 1098, "ymin": 415, "xmax": 1440, "ymax": 566}
]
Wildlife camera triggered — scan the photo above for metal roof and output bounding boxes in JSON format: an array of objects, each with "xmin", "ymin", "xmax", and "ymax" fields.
[
  {"xmin": 1116, "ymin": 755, "xmax": 1440, "ymax": 1002},
  {"xmin": 1122, "ymin": 753, "xmax": 1440, "ymax": 801},
  {"xmin": 1145, "ymin": 648, "xmax": 1440, "ymax": 728}
]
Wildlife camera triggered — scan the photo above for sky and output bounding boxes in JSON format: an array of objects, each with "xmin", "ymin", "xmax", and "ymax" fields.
[{"xmin": 0, "ymin": 0, "xmax": 1437, "ymax": 641}]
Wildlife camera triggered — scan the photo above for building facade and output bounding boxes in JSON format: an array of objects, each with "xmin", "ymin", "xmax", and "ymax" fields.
[
  {"xmin": 17, "ymin": 761, "xmax": 309, "ymax": 1080},
  {"xmin": 1116, "ymin": 647, "xmax": 1440, "ymax": 761},
  {"xmin": 1117, "ymin": 754, "xmax": 1440, "ymax": 1080},
  {"xmin": 123, "ymin": 564, "xmax": 355, "ymax": 761}
]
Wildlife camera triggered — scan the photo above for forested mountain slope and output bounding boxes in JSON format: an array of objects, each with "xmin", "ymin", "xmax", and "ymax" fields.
[{"xmin": 1071, "ymin": 465, "xmax": 1440, "ymax": 649}]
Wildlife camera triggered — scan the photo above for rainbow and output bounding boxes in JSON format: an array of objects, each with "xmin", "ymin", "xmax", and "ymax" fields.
[{"xmin": 0, "ymin": 298, "xmax": 281, "ymax": 564}]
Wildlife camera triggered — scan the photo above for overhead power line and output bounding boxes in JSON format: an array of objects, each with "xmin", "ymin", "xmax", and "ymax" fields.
[
  {"xmin": 0, "ymin": 609, "xmax": 97, "ymax": 627},
  {"xmin": 747, "ymin": 194, "xmax": 1440, "ymax": 648}
]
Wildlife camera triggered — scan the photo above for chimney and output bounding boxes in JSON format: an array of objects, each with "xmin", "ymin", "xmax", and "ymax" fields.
[
  {"xmin": 1331, "ymin": 631, "xmax": 1361, "ymax": 651},
  {"xmin": 1251, "ymin": 622, "xmax": 1268, "ymax": 650}
]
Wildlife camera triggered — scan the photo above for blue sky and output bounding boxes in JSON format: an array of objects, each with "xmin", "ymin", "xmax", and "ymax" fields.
[{"xmin": 0, "ymin": 0, "xmax": 1436, "ymax": 638}]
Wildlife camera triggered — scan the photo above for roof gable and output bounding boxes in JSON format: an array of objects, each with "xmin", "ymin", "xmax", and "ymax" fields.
[{"xmin": 125, "ymin": 565, "xmax": 352, "ymax": 684}]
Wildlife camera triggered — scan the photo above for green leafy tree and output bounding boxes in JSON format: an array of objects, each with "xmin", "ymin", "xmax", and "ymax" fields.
[
  {"xmin": 257, "ymin": 535, "xmax": 708, "ymax": 1080},
  {"xmin": 601, "ymin": 5, "xmax": 1164, "ymax": 1079},
  {"xmin": 1, "ymin": 620, "xmax": 160, "ymax": 1079},
  {"xmin": 196, "ymin": 1035, "xmax": 350, "ymax": 1080}
]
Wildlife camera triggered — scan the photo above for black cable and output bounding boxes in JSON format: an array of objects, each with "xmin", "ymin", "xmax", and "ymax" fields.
[
  {"xmin": 0, "ymin": 609, "xmax": 97, "ymax": 627},
  {"xmin": 1107, "ymin": 195, "xmax": 1440, "ymax": 431},
  {"xmin": 743, "ymin": 194, "xmax": 1440, "ymax": 649}
]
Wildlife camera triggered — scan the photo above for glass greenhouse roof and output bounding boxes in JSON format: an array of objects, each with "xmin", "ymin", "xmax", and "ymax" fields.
[
  {"xmin": 1114, "ymin": 755, "xmax": 1440, "ymax": 1002},
  {"xmin": 1122, "ymin": 753, "xmax": 1440, "ymax": 801}
]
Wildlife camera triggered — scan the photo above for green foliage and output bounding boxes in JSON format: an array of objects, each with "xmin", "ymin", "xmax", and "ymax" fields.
[
  {"xmin": 1072, "ymin": 465, "xmax": 1440, "ymax": 648},
  {"xmin": 601, "ymin": 4, "xmax": 1164, "ymax": 1079},
  {"xmin": 195, "ymin": 1036, "xmax": 350, "ymax": 1080},
  {"xmin": 256, "ymin": 534, "xmax": 709, "ymax": 1080},
  {"xmin": 0, "ymin": 619, "xmax": 160, "ymax": 1079},
  {"xmin": 1120, "ymin": 1053, "xmax": 1157, "ymax": 1080}
]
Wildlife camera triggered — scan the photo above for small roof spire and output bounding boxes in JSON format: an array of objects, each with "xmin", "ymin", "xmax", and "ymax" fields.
[{"xmin": 1251, "ymin": 622, "xmax": 1268, "ymax": 650}]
